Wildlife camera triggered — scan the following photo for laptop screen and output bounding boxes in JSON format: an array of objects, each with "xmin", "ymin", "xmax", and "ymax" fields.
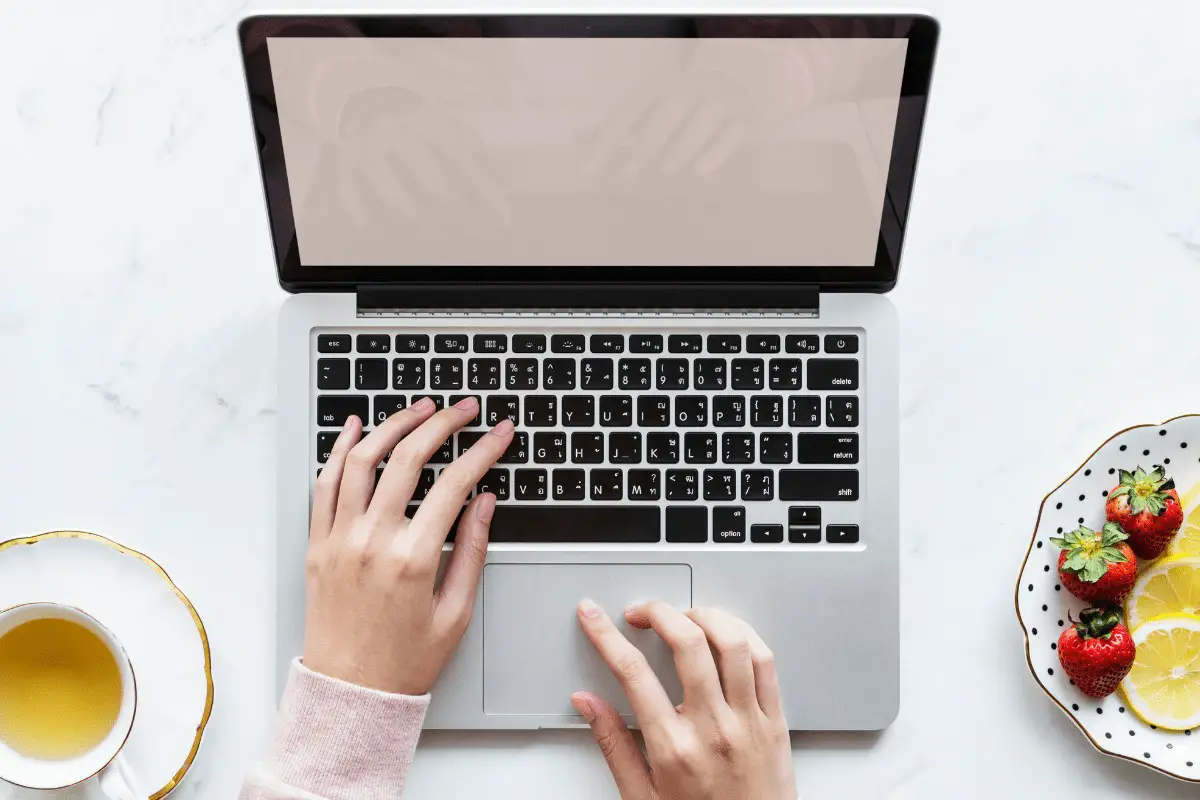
[{"xmin": 241, "ymin": 16, "xmax": 937, "ymax": 286}]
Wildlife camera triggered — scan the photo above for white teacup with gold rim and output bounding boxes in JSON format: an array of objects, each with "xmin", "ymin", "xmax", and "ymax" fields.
[{"xmin": 0, "ymin": 603, "xmax": 145, "ymax": 798}]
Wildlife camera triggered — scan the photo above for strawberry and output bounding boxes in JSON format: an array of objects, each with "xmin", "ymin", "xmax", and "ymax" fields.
[
  {"xmin": 1058, "ymin": 607, "xmax": 1136, "ymax": 698},
  {"xmin": 1105, "ymin": 465, "xmax": 1183, "ymax": 560},
  {"xmin": 1050, "ymin": 523, "xmax": 1137, "ymax": 605}
]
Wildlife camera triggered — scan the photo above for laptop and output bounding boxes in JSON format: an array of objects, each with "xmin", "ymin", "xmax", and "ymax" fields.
[{"xmin": 240, "ymin": 13, "xmax": 938, "ymax": 730}]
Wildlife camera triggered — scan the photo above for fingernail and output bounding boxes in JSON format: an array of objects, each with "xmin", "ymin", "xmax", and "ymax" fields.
[
  {"xmin": 490, "ymin": 418, "xmax": 515, "ymax": 437},
  {"xmin": 571, "ymin": 693, "xmax": 596, "ymax": 722},
  {"xmin": 623, "ymin": 603, "xmax": 642, "ymax": 618},
  {"xmin": 454, "ymin": 395, "xmax": 477, "ymax": 411},
  {"xmin": 414, "ymin": 397, "xmax": 435, "ymax": 411},
  {"xmin": 476, "ymin": 492, "xmax": 496, "ymax": 524},
  {"xmin": 579, "ymin": 599, "xmax": 603, "ymax": 619}
]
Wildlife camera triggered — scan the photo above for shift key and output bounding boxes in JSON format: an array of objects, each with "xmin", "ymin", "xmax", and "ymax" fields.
[{"xmin": 780, "ymin": 470, "xmax": 859, "ymax": 501}]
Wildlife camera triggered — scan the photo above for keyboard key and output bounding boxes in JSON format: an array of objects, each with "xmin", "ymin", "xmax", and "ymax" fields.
[
  {"xmin": 448, "ymin": 395, "xmax": 481, "ymax": 426},
  {"xmin": 628, "ymin": 469, "xmax": 661, "ymax": 501},
  {"xmin": 747, "ymin": 335, "xmax": 781, "ymax": 354},
  {"xmin": 788, "ymin": 526, "xmax": 821, "ymax": 544},
  {"xmin": 751, "ymin": 524, "xmax": 784, "ymax": 543},
  {"xmin": 524, "ymin": 396, "xmax": 557, "ymax": 427},
  {"xmin": 581, "ymin": 358, "xmax": 614, "ymax": 390},
  {"xmin": 674, "ymin": 396, "xmax": 707, "ymax": 427},
  {"xmin": 316, "ymin": 432, "xmax": 338, "ymax": 463},
  {"xmin": 355, "ymin": 359, "xmax": 388, "ymax": 390},
  {"xmin": 356, "ymin": 334, "xmax": 390, "ymax": 353},
  {"xmin": 429, "ymin": 359, "xmax": 463, "ymax": 390},
  {"xmin": 411, "ymin": 394, "xmax": 444, "ymax": 411},
  {"xmin": 647, "ymin": 432, "xmax": 680, "ymax": 464},
  {"xmin": 827, "ymin": 524, "xmax": 860, "ymax": 544},
  {"xmin": 780, "ymin": 470, "xmax": 859, "ymax": 501},
  {"xmin": 514, "ymin": 469, "xmax": 548, "ymax": 500},
  {"xmin": 373, "ymin": 395, "xmax": 407, "ymax": 426},
  {"xmin": 789, "ymin": 506, "xmax": 821, "ymax": 526},
  {"xmin": 629, "ymin": 334, "xmax": 664, "ymax": 353},
  {"xmin": 684, "ymin": 432, "xmax": 718, "ymax": 464},
  {"xmin": 713, "ymin": 507, "xmax": 746, "ymax": 542},
  {"xmin": 656, "ymin": 359, "xmax": 689, "ymax": 390},
  {"xmin": 824, "ymin": 335, "xmax": 859, "ymax": 354},
  {"xmin": 552, "ymin": 469, "xmax": 586, "ymax": 500},
  {"xmin": 785, "ymin": 334, "xmax": 819, "ymax": 354},
  {"xmin": 551, "ymin": 334, "xmax": 585, "ymax": 354},
  {"xmin": 499, "ymin": 432, "xmax": 530, "ymax": 464},
  {"xmin": 768, "ymin": 359, "xmax": 802, "ymax": 390},
  {"xmin": 808, "ymin": 359, "xmax": 859, "ymax": 390},
  {"xmin": 693, "ymin": 359, "xmax": 727, "ymax": 390},
  {"xmin": 741, "ymin": 470, "xmax": 774, "ymax": 501},
  {"xmin": 618, "ymin": 359, "xmax": 652, "ymax": 390},
  {"xmin": 789, "ymin": 396, "xmax": 821, "ymax": 427},
  {"xmin": 413, "ymin": 468, "xmax": 436, "ymax": 501},
  {"xmin": 317, "ymin": 334, "xmax": 351, "ymax": 353},
  {"xmin": 599, "ymin": 396, "xmax": 632, "ymax": 427},
  {"xmin": 429, "ymin": 437, "xmax": 454, "ymax": 465},
  {"xmin": 589, "ymin": 469, "xmax": 623, "ymax": 500},
  {"xmin": 760, "ymin": 433, "xmax": 793, "ymax": 464},
  {"xmin": 477, "ymin": 468, "xmax": 510, "ymax": 500},
  {"xmin": 666, "ymin": 506, "xmax": 707, "ymax": 543},
  {"xmin": 395, "ymin": 334, "xmax": 430, "ymax": 353},
  {"xmin": 467, "ymin": 506, "xmax": 660, "ymax": 543},
  {"xmin": 469, "ymin": 358, "xmax": 502, "ymax": 390},
  {"xmin": 505, "ymin": 359, "xmax": 538, "ymax": 390},
  {"xmin": 706, "ymin": 334, "xmax": 741, "ymax": 354},
  {"xmin": 637, "ymin": 395, "xmax": 671, "ymax": 427},
  {"xmin": 435, "ymin": 334, "xmax": 468, "ymax": 353},
  {"xmin": 473, "ymin": 334, "xmax": 507, "ymax": 354},
  {"xmin": 713, "ymin": 396, "xmax": 746, "ymax": 427},
  {"xmin": 703, "ymin": 470, "xmax": 737, "ymax": 501},
  {"xmin": 513, "ymin": 334, "xmax": 547, "ymax": 354},
  {"xmin": 571, "ymin": 432, "xmax": 605, "ymax": 464},
  {"xmin": 722, "ymin": 433, "xmax": 755, "ymax": 464},
  {"xmin": 486, "ymin": 396, "xmax": 520, "ymax": 426},
  {"xmin": 665, "ymin": 469, "xmax": 699, "ymax": 501},
  {"xmin": 533, "ymin": 432, "xmax": 567, "ymax": 464},
  {"xmin": 543, "ymin": 359, "xmax": 576, "ymax": 390},
  {"xmin": 317, "ymin": 395, "xmax": 368, "ymax": 427},
  {"xmin": 732, "ymin": 359, "xmax": 764, "ymax": 390},
  {"xmin": 751, "ymin": 396, "xmax": 783, "ymax": 427},
  {"xmin": 827, "ymin": 397, "xmax": 859, "ymax": 427},
  {"xmin": 392, "ymin": 359, "xmax": 426, "ymax": 389},
  {"xmin": 458, "ymin": 432, "xmax": 484, "ymax": 457},
  {"xmin": 797, "ymin": 433, "xmax": 859, "ymax": 464},
  {"xmin": 317, "ymin": 358, "xmax": 351, "ymax": 390},
  {"xmin": 668, "ymin": 334, "xmax": 702, "ymax": 354},
  {"xmin": 609, "ymin": 432, "xmax": 642, "ymax": 464},
  {"xmin": 589, "ymin": 334, "xmax": 624, "ymax": 354},
  {"xmin": 561, "ymin": 396, "xmax": 595, "ymax": 427}
]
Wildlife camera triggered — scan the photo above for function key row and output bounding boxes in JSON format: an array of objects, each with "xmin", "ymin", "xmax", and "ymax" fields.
[{"xmin": 316, "ymin": 333, "xmax": 859, "ymax": 356}]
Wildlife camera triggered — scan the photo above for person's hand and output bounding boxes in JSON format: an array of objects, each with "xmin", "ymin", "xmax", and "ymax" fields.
[
  {"xmin": 573, "ymin": 601, "xmax": 796, "ymax": 800},
  {"xmin": 303, "ymin": 396, "xmax": 514, "ymax": 695}
]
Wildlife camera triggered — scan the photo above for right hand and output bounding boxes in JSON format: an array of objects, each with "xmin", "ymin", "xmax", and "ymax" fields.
[{"xmin": 572, "ymin": 601, "xmax": 796, "ymax": 800}]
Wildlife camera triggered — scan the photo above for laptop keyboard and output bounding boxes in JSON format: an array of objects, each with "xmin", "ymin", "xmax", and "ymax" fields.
[{"xmin": 312, "ymin": 328, "xmax": 862, "ymax": 546}]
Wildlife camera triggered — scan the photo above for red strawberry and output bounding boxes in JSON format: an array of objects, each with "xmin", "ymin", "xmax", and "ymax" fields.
[
  {"xmin": 1106, "ymin": 465, "xmax": 1183, "ymax": 560},
  {"xmin": 1058, "ymin": 607, "xmax": 1136, "ymax": 698},
  {"xmin": 1050, "ymin": 523, "xmax": 1137, "ymax": 605}
]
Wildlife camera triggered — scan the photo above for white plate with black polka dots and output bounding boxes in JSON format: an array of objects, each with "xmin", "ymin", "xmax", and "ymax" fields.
[{"xmin": 1017, "ymin": 414, "xmax": 1200, "ymax": 782}]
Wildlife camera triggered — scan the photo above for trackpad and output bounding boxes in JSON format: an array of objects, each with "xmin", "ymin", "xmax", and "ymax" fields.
[{"xmin": 483, "ymin": 564, "xmax": 691, "ymax": 718}]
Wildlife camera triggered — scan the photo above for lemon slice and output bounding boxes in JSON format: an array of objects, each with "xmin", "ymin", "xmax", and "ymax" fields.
[
  {"xmin": 1121, "ymin": 614, "xmax": 1200, "ymax": 730},
  {"xmin": 1125, "ymin": 556, "xmax": 1200, "ymax": 630},
  {"xmin": 1167, "ymin": 482, "xmax": 1200, "ymax": 558}
]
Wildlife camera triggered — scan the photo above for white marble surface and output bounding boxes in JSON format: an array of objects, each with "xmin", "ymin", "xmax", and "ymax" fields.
[{"xmin": 2, "ymin": 0, "xmax": 1200, "ymax": 797}]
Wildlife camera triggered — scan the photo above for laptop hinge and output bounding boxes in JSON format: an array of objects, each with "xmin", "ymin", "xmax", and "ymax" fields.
[{"xmin": 356, "ymin": 283, "xmax": 819, "ymax": 316}]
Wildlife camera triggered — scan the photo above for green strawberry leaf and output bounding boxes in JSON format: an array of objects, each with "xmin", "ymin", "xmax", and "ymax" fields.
[
  {"xmin": 1098, "ymin": 547, "xmax": 1128, "ymax": 564},
  {"xmin": 1101, "ymin": 523, "xmax": 1129, "ymax": 546},
  {"xmin": 1080, "ymin": 559, "xmax": 1108, "ymax": 583},
  {"xmin": 1050, "ymin": 537, "xmax": 1070, "ymax": 549}
]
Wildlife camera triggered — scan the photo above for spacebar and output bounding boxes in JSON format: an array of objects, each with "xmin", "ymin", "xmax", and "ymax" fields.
[{"xmin": 482, "ymin": 506, "xmax": 661, "ymax": 543}]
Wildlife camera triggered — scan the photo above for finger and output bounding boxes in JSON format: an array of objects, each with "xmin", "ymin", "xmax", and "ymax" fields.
[
  {"xmin": 434, "ymin": 492, "xmax": 495, "ymax": 630},
  {"xmin": 685, "ymin": 607, "xmax": 757, "ymax": 713},
  {"xmin": 572, "ymin": 692, "xmax": 654, "ymax": 800},
  {"xmin": 335, "ymin": 397, "xmax": 438, "ymax": 523},
  {"xmin": 577, "ymin": 600, "xmax": 677, "ymax": 728},
  {"xmin": 412, "ymin": 417, "xmax": 513, "ymax": 546},
  {"xmin": 625, "ymin": 601, "xmax": 724, "ymax": 710},
  {"xmin": 310, "ymin": 416, "xmax": 362, "ymax": 542},
  {"xmin": 370, "ymin": 398, "xmax": 479, "ymax": 523},
  {"xmin": 739, "ymin": 619, "xmax": 785, "ymax": 722}
]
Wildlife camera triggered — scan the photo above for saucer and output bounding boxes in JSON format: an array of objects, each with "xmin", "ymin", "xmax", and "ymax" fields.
[
  {"xmin": 1016, "ymin": 415, "xmax": 1200, "ymax": 783},
  {"xmin": 0, "ymin": 531, "xmax": 213, "ymax": 799}
]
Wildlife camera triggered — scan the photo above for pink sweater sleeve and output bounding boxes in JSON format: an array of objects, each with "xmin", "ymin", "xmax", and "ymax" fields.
[{"xmin": 239, "ymin": 660, "xmax": 429, "ymax": 800}]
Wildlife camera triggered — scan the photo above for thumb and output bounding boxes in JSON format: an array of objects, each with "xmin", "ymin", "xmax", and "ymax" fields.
[{"xmin": 572, "ymin": 692, "xmax": 655, "ymax": 800}]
